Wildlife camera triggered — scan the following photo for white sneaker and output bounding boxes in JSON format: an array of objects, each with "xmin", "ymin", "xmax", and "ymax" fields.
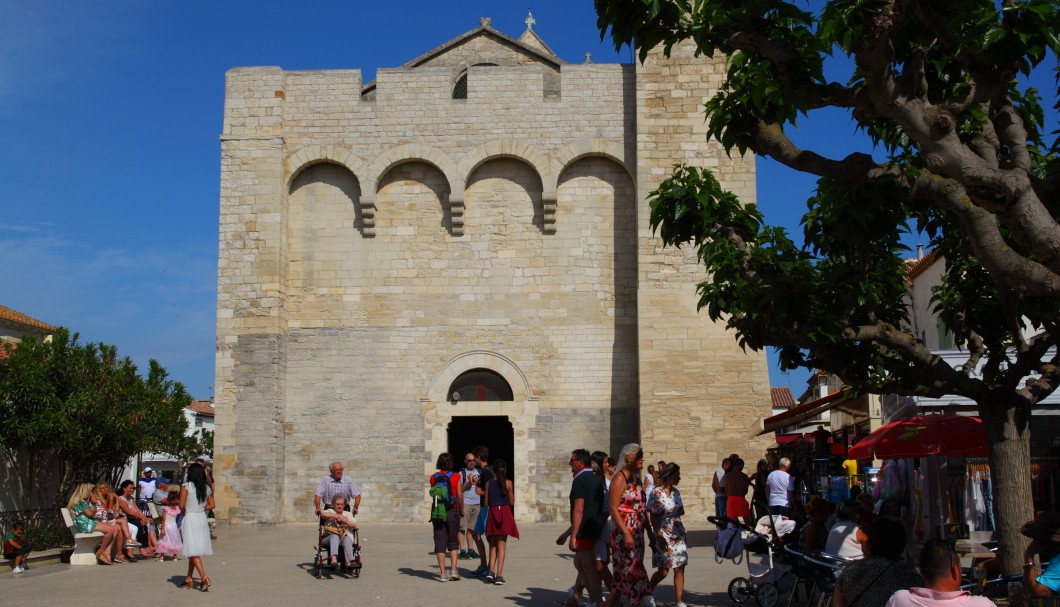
[
  {"xmin": 676, "ymin": 603, "xmax": 688, "ymax": 607},
  {"xmin": 12, "ymin": 566, "xmax": 25, "ymax": 573},
  {"xmin": 438, "ymin": 573, "xmax": 449, "ymax": 582},
  {"xmin": 449, "ymin": 571, "xmax": 461, "ymax": 581}
]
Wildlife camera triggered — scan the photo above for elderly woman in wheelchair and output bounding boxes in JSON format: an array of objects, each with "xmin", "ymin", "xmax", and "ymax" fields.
[{"xmin": 321, "ymin": 495, "xmax": 359, "ymax": 569}]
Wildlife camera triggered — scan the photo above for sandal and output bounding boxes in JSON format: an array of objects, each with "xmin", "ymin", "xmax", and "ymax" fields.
[
  {"xmin": 113, "ymin": 556, "xmax": 128, "ymax": 563},
  {"xmin": 96, "ymin": 551, "xmax": 112, "ymax": 565}
]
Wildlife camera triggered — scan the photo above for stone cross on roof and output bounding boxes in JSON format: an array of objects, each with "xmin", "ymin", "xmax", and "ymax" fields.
[{"xmin": 525, "ymin": 10, "xmax": 536, "ymax": 31}]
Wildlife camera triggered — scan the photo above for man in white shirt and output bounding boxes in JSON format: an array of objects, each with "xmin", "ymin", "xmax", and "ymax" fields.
[
  {"xmin": 137, "ymin": 467, "xmax": 157, "ymax": 509},
  {"xmin": 766, "ymin": 458, "xmax": 794, "ymax": 516},
  {"xmin": 458, "ymin": 453, "xmax": 480, "ymax": 560}
]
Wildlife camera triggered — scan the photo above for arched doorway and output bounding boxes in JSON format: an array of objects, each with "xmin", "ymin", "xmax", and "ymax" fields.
[
  {"xmin": 446, "ymin": 369, "xmax": 515, "ymax": 473},
  {"xmin": 424, "ymin": 355, "xmax": 536, "ymax": 520},
  {"xmin": 447, "ymin": 416, "xmax": 514, "ymax": 475}
]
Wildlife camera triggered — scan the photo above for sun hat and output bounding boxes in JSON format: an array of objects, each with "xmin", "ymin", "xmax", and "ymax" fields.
[
  {"xmin": 1020, "ymin": 511, "xmax": 1060, "ymax": 543},
  {"xmin": 658, "ymin": 462, "xmax": 680, "ymax": 481}
]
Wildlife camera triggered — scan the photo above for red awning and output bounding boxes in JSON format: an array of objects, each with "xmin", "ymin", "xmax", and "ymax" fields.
[{"xmin": 774, "ymin": 434, "xmax": 805, "ymax": 444}]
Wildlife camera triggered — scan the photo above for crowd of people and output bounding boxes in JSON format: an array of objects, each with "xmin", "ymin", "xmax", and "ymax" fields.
[
  {"xmin": 401, "ymin": 442, "xmax": 687, "ymax": 606},
  {"xmin": 6, "ymin": 445, "xmax": 1060, "ymax": 607},
  {"xmin": 708, "ymin": 453, "xmax": 1060, "ymax": 607},
  {"xmin": 263, "ymin": 451, "xmax": 1060, "ymax": 607},
  {"xmin": 56, "ymin": 457, "xmax": 215, "ymax": 591},
  {"xmin": 425, "ymin": 447, "xmax": 520, "ymax": 584}
]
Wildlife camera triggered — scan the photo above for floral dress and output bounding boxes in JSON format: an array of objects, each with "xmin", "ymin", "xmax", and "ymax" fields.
[
  {"xmin": 71, "ymin": 499, "xmax": 97, "ymax": 534},
  {"xmin": 610, "ymin": 473, "xmax": 650, "ymax": 604},
  {"xmin": 647, "ymin": 486, "xmax": 688, "ymax": 569}
]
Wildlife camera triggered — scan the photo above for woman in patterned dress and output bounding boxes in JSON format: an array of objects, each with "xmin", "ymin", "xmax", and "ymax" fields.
[
  {"xmin": 648, "ymin": 463, "xmax": 688, "ymax": 607},
  {"xmin": 66, "ymin": 483, "xmax": 120, "ymax": 565},
  {"xmin": 608, "ymin": 443, "xmax": 651, "ymax": 607}
]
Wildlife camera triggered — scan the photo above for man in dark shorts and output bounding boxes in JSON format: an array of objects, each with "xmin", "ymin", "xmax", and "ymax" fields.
[{"xmin": 562, "ymin": 449, "xmax": 606, "ymax": 607}]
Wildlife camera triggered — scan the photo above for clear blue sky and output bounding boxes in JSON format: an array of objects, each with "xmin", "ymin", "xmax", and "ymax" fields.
[{"xmin": 1, "ymin": 1, "xmax": 1052, "ymax": 400}]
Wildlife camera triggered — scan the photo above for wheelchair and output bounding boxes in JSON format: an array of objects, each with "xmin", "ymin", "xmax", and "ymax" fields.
[{"xmin": 312, "ymin": 522, "xmax": 362, "ymax": 579}]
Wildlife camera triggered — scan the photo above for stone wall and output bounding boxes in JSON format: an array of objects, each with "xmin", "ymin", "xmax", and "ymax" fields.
[
  {"xmin": 215, "ymin": 34, "xmax": 769, "ymax": 524},
  {"xmin": 633, "ymin": 41, "xmax": 773, "ymax": 516}
]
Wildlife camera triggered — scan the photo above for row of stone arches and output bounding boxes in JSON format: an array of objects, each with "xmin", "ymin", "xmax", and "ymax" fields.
[{"xmin": 284, "ymin": 139, "xmax": 634, "ymax": 237}]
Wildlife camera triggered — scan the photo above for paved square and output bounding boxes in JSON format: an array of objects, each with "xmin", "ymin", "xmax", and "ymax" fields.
[{"xmin": 1, "ymin": 523, "xmax": 750, "ymax": 606}]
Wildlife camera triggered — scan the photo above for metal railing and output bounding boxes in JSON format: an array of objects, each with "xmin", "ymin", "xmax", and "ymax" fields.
[{"xmin": 0, "ymin": 508, "xmax": 72, "ymax": 551}]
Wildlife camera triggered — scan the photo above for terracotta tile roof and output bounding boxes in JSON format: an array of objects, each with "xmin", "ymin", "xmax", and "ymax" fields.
[
  {"xmin": 186, "ymin": 400, "xmax": 215, "ymax": 417},
  {"xmin": 906, "ymin": 248, "xmax": 942, "ymax": 280},
  {"xmin": 0, "ymin": 305, "xmax": 55, "ymax": 333},
  {"xmin": 771, "ymin": 387, "xmax": 796, "ymax": 409}
]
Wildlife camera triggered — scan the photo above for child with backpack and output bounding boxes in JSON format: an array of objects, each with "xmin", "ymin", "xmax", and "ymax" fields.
[{"xmin": 430, "ymin": 452, "xmax": 464, "ymax": 582}]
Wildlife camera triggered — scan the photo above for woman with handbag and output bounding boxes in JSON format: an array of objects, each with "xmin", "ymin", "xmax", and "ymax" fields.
[{"xmin": 321, "ymin": 494, "xmax": 358, "ymax": 570}]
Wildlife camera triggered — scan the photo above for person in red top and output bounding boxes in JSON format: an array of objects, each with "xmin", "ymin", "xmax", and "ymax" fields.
[{"xmin": 430, "ymin": 452, "xmax": 464, "ymax": 582}]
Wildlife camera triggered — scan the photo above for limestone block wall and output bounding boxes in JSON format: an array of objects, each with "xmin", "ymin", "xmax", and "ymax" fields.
[
  {"xmin": 216, "ymin": 42, "xmax": 770, "ymax": 524},
  {"xmin": 634, "ymin": 41, "xmax": 772, "ymax": 521}
]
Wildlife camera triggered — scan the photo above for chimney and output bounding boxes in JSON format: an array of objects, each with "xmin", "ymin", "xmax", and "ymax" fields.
[{"xmin": 916, "ymin": 244, "xmax": 924, "ymax": 259}]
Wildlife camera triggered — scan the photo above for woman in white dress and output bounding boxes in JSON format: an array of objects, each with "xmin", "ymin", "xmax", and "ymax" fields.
[{"xmin": 180, "ymin": 463, "xmax": 214, "ymax": 591}]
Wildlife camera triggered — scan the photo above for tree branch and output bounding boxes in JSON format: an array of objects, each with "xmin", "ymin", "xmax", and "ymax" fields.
[
  {"xmin": 841, "ymin": 321, "xmax": 985, "ymax": 396},
  {"xmin": 718, "ymin": 30, "xmax": 859, "ymax": 109},
  {"xmin": 751, "ymin": 120, "xmax": 895, "ymax": 182},
  {"xmin": 1009, "ymin": 328, "xmax": 1060, "ymax": 394},
  {"xmin": 950, "ymin": 310, "xmax": 987, "ymax": 373},
  {"xmin": 991, "ymin": 100, "xmax": 1033, "ymax": 171},
  {"xmin": 912, "ymin": 173, "xmax": 1060, "ymax": 297},
  {"xmin": 1016, "ymin": 350, "xmax": 1060, "ymax": 406}
]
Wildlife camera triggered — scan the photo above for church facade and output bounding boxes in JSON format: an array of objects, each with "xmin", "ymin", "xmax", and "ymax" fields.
[{"xmin": 214, "ymin": 18, "xmax": 771, "ymax": 524}]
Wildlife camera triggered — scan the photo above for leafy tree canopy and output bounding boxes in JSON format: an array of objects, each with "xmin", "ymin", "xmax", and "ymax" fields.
[
  {"xmin": 596, "ymin": 0, "xmax": 1057, "ymax": 574},
  {"xmin": 0, "ymin": 328, "xmax": 192, "ymax": 507}
]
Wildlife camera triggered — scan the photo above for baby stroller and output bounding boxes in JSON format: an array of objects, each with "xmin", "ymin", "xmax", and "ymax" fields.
[
  {"xmin": 312, "ymin": 522, "xmax": 362, "ymax": 579},
  {"xmin": 709, "ymin": 515, "xmax": 799, "ymax": 607}
]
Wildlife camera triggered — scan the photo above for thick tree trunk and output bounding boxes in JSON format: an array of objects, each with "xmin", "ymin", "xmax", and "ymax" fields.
[{"xmin": 978, "ymin": 397, "xmax": 1034, "ymax": 576}]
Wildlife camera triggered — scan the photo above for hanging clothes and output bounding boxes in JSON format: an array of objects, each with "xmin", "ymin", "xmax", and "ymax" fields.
[{"xmin": 963, "ymin": 470, "xmax": 985, "ymax": 531}]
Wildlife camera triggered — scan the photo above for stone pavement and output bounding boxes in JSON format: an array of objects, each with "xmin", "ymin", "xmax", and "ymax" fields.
[{"xmin": 0, "ymin": 523, "xmax": 751, "ymax": 607}]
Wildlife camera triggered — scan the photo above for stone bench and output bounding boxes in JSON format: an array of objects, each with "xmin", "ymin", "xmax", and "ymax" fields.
[{"xmin": 60, "ymin": 508, "xmax": 103, "ymax": 565}]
